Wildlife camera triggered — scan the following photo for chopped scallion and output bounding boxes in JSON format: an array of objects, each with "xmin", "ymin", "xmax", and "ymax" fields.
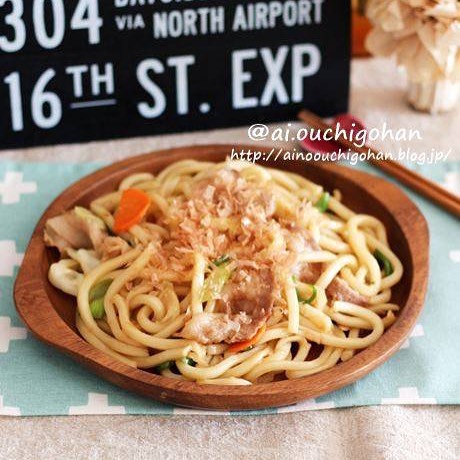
[
  {"xmin": 155, "ymin": 361, "xmax": 172, "ymax": 372},
  {"xmin": 88, "ymin": 279, "xmax": 113, "ymax": 319},
  {"xmin": 297, "ymin": 284, "xmax": 317, "ymax": 304},
  {"xmin": 183, "ymin": 357, "xmax": 197, "ymax": 367},
  {"xmin": 89, "ymin": 279, "xmax": 113, "ymax": 302},
  {"xmin": 315, "ymin": 192, "xmax": 330, "ymax": 212},
  {"xmin": 89, "ymin": 297, "xmax": 105, "ymax": 319},
  {"xmin": 374, "ymin": 249, "xmax": 394, "ymax": 276},
  {"xmin": 213, "ymin": 255, "xmax": 231, "ymax": 267}
]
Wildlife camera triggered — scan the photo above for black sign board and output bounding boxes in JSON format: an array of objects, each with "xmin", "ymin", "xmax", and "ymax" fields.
[{"xmin": 0, "ymin": 0, "xmax": 350, "ymax": 150}]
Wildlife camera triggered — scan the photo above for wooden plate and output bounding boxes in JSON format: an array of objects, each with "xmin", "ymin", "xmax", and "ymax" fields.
[{"xmin": 14, "ymin": 145, "xmax": 429, "ymax": 410}]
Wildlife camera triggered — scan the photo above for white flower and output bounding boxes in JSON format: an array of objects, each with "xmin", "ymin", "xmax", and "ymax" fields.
[{"xmin": 366, "ymin": 0, "xmax": 460, "ymax": 82}]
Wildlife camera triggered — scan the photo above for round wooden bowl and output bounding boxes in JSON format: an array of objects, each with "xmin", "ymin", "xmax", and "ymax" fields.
[{"xmin": 14, "ymin": 145, "xmax": 429, "ymax": 410}]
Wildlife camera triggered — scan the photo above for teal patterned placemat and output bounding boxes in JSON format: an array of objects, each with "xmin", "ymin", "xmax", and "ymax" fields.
[{"xmin": 0, "ymin": 159, "xmax": 458, "ymax": 416}]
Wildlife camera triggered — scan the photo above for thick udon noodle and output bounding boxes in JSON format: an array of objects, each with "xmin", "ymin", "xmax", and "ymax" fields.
[{"xmin": 47, "ymin": 160, "xmax": 403, "ymax": 385}]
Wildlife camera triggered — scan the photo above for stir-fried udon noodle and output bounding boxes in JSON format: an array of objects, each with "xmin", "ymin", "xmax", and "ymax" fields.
[{"xmin": 45, "ymin": 159, "xmax": 403, "ymax": 385}]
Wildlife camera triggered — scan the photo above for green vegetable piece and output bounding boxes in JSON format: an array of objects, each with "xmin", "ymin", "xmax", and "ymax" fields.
[
  {"xmin": 374, "ymin": 249, "xmax": 394, "ymax": 276},
  {"xmin": 155, "ymin": 361, "xmax": 172, "ymax": 372},
  {"xmin": 213, "ymin": 255, "xmax": 231, "ymax": 267},
  {"xmin": 183, "ymin": 357, "xmax": 197, "ymax": 367},
  {"xmin": 74, "ymin": 206, "xmax": 106, "ymax": 230},
  {"xmin": 297, "ymin": 284, "xmax": 317, "ymax": 304},
  {"xmin": 89, "ymin": 297, "xmax": 105, "ymax": 319},
  {"xmin": 242, "ymin": 345, "xmax": 255, "ymax": 352},
  {"xmin": 315, "ymin": 192, "xmax": 330, "ymax": 212},
  {"xmin": 89, "ymin": 279, "xmax": 113, "ymax": 302},
  {"xmin": 201, "ymin": 264, "xmax": 232, "ymax": 302}
]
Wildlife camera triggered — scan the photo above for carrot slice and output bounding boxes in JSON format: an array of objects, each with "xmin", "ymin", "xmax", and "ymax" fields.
[
  {"xmin": 228, "ymin": 324, "xmax": 267, "ymax": 353},
  {"xmin": 113, "ymin": 188, "xmax": 151, "ymax": 233}
]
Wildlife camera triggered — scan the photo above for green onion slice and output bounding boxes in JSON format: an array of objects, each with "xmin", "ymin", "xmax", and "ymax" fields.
[
  {"xmin": 315, "ymin": 192, "xmax": 330, "ymax": 212},
  {"xmin": 88, "ymin": 279, "xmax": 113, "ymax": 319},
  {"xmin": 242, "ymin": 345, "xmax": 255, "ymax": 352},
  {"xmin": 297, "ymin": 284, "xmax": 317, "ymax": 305},
  {"xmin": 183, "ymin": 357, "xmax": 197, "ymax": 367},
  {"xmin": 89, "ymin": 279, "xmax": 113, "ymax": 302},
  {"xmin": 374, "ymin": 249, "xmax": 394, "ymax": 276},
  {"xmin": 155, "ymin": 361, "xmax": 172, "ymax": 372},
  {"xmin": 212, "ymin": 255, "xmax": 231, "ymax": 267},
  {"xmin": 89, "ymin": 297, "xmax": 105, "ymax": 319}
]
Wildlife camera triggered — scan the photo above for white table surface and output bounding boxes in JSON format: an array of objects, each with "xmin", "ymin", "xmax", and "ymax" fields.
[{"xmin": 1, "ymin": 58, "xmax": 459, "ymax": 460}]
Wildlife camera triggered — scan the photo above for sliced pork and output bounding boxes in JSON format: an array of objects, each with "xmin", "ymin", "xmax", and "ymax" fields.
[
  {"xmin": 181, "ymin": 266, "xmax": 276, "ymax": 345},
  {"xmin": 327, "ymin": 277, "xmax": 368, "ymax": 306},
  {"xmin": 221, "ymin": 266, "xmax": 276, "ymax": 343},
  {"xmin": 285, "ymin": 226, "xmax": 322, "ymax": 285},
  {"xmin": 180, "ymin": 313, "xmax": 241, "ymax": 345}
]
